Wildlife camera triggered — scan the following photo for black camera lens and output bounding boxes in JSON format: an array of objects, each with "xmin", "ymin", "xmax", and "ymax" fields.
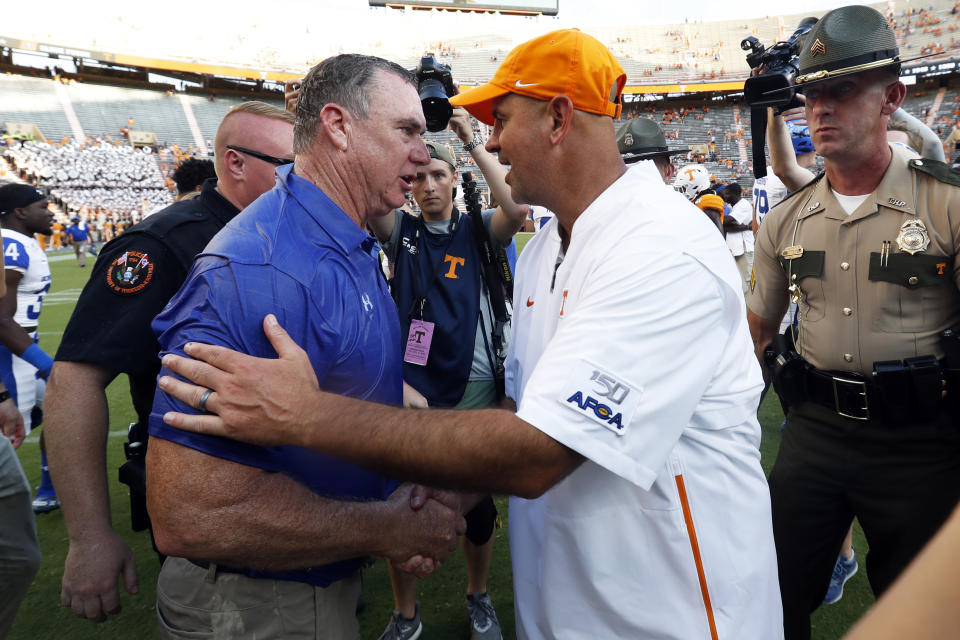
[
  {"xmin": 420, "ymin": 79, "xmax": 453, "ymax": 132},
  {"xmin": 415, "ymin": 56, "xmax": 455, "ymax": 132}
]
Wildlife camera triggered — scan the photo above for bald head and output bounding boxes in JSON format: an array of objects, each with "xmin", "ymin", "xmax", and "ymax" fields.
[{"xmin": 214, "ymin": 102, "xmax": 295, "ymax": 210}]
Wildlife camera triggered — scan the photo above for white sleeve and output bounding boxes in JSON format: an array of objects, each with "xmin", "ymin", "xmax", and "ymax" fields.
[
  {"xmin": 514, "ymin": 248, "xmax": 731, "ymax": 489},
  {"xmin": 729, "ymin": 199, "xmax": 754, "ymax": 225}
]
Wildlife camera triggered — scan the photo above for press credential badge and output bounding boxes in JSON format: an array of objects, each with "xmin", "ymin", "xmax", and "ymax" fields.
[{"xmin": 404, "ymin": 319, "xmax": 435, "ymax": 366}]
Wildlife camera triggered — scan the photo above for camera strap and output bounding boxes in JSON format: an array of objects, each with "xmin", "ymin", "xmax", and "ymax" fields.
[
  {"xmin": 462, "ymin": 172, "xmax": 511, "ymax": 380},
  {"xmin": 751, "ymin": 107, "xmax": 768, "ymax": 179}
]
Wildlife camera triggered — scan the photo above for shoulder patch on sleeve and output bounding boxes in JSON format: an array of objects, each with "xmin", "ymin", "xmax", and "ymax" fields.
[
  {"xmin": 105, "ymin": 250, "xmax": 155, "ymax": 295},
  {"xmin": 909, "ymin": 158, "xmax": 960, "ymax": 188},
  {"xmin": 559, "ymin": 360, "xmax": 642, "ymax": 436}
]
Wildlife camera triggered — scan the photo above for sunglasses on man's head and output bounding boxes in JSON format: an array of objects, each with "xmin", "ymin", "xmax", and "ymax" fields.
[{"xmin": 226, "ymin": 145, "xmax": 293, "ymax": 166}]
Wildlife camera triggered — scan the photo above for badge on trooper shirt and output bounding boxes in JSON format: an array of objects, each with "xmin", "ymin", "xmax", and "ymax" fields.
[
  {"xmin": 106, "ymin": 250, "xmax": 155, "ymax": 295},
  {"xmin": 895, "ymin": 219, "xmax": 930, "ymax": 255}
]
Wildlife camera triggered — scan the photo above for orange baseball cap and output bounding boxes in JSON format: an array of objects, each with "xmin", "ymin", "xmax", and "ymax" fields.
[{"xmin": 449, "ymin": 29, "xmax": 626, "ymax": 125}]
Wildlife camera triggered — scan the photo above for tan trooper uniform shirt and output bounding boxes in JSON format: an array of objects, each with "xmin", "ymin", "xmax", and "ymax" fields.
[{"xmin": 748, "ymin": 145, "xmax": 960, "ymax": 376}]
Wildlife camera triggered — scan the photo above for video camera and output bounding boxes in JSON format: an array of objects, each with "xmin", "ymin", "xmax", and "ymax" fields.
[
  {"xmin": 415, "ymin": 56, "xmax": 456, "ymax": 132},
  {"xmin": 741, "ymin": 17, "xmax": 818, "ymax": 110},
  {"xmin": 741, "ymin": 17, "xmax": 818, "ymax": 179}
]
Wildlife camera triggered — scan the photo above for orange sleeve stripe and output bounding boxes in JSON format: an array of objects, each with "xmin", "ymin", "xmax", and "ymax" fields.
[{"xmin": 675, "ymin": 473, "xmax": 720, "ymax": 640}]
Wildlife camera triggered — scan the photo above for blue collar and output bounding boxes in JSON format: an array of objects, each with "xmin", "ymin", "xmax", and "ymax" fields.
[{"xmin": 277, "ymin": 164, "xmax": 379, "ymax": 257}]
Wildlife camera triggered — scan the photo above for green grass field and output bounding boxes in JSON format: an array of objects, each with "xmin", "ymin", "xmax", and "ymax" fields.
[{"xmin": 9, "ymin": 245, "xmax": 873, "ymax": 639}]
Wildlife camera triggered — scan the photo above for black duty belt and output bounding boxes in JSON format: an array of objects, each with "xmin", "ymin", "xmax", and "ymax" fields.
[
  {"xmin": 805, "ymin": 368, "xmax": 875, "ymax": 421},
  {"xmin": 803, "ymin": 355, "xmax": 945, "ymax": 423}
]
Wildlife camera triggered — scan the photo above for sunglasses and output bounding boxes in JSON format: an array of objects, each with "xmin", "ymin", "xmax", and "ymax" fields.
[{"xmin": 226, "ymin": 145, "xmax": 293, "ymax": 166}]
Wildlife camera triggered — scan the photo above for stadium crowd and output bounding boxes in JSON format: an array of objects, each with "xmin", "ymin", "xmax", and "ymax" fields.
[
  {"xmin": 3, "ymin": 4, "xmax": 960, "ymax": 640},
  {"xmin": 4, "ymin": 139, "xmax": 172, "ymax": 218}
]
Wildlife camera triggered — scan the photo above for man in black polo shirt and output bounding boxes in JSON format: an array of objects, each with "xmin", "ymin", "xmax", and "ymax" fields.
[{"xmin": 44, "ymin": 101, "xmax": 295, "ymax": 623}]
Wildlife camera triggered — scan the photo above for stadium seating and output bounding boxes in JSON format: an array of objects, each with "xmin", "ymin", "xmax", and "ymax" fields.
[
  {"xmin": 6, "ymin": 0, "xmax": 960, "ymax": 214},
  {"xmin": 0, "ymin": 74, "xmax": 74, "ymax": 141}
]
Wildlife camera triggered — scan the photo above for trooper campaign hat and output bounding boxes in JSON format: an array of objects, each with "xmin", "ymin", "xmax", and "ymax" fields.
[
  {"xmin": 616, "ymin": 118, "xmax": 689, "ymax": 163},
  {"xmin": 795, "ymin": 5, "xmax": 901, "ymax": 87}
]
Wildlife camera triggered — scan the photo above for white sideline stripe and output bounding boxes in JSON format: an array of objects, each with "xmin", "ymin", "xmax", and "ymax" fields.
[{"xmin": 24, "ymin": 428, "xmax": 127, "ymax": 444}]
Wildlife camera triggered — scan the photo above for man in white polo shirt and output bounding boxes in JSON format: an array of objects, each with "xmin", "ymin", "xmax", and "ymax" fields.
[{"xmin": 155, "ymin": 29, "xmax": 783, "ymax": 639}]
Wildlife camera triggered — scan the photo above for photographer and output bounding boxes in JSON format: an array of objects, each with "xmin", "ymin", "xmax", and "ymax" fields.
[{"xmin": 368, "ymin": 102, "xmax": 526, "ymax": 640}]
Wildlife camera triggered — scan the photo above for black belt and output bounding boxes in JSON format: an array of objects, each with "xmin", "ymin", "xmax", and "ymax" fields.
[
  {"xmin": 803, "ymin": 359, "xmax": 945, "ymax": 423},
  {"xmin": 186, "ymin": 558, "xmax": 245, "ymax": 575},
  {"xmin": 804, "ymin": 368, "xmax": 875, "ymax": 421}
]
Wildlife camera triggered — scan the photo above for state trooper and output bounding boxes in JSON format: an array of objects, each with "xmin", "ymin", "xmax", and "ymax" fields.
[
  {"xmin": 615, "ymin": 117, "xmax": 688, "ymax": 184},
  {"xmin": 747, "ymin": 6, "xmax": 960, "ymax": 639}
]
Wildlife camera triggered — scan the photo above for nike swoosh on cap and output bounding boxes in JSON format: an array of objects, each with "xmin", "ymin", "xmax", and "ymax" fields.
[{"xmin": 515, "ymin": 80, "xmax": 539, "ymax": 88}]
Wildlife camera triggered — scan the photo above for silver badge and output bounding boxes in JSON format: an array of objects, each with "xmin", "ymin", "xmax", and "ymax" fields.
[
  {"xmin": 896, "ymin": 219, "xmax": 930, "ymax": 255},
  {"xmin": 888, "ymin": 198, "xmax": 907, "ymax": 207},
  {"xmin": 623, "ymin": 133, "xmax": 634, "ymax": 147},
  {"xmin": 807, "ymin": 202, "xmax": 820, "ymax": 211}
]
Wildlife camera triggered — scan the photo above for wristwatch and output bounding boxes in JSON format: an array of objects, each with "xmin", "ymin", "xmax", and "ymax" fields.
[{"xmin": 463, "ymin": 133, "xmax": 484, "ymax": 152}]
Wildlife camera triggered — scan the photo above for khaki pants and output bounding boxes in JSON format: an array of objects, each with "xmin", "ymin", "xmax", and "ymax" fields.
[
  {"xmin": 0, "ymin": 437, "xmax": 41, "ymax": 638},
  {"xmin": 157, "ymin": 556, "xmax": 361, "ymax": 639}
]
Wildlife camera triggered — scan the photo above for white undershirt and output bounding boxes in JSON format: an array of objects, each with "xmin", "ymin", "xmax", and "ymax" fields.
[{"xmin": 831, "ymin": 189, "xmax": 870, "ymax": 215}]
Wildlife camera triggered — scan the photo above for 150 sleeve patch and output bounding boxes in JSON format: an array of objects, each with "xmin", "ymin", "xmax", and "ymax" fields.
[
  {"xmin": 106, "ymin": 250, "xmax": 155, "ymax": 295},
  {"xmin": 559, "ymin": 360, "xmax": 642, "ymax": 436}
]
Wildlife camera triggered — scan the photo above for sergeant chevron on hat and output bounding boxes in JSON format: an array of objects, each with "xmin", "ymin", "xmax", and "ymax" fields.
[
  {"xmin": 794, "ymin": 4, "xmax": 903, "ymax": 88},
  {"xmin": 615, "ymin": 118, "xmax": 689, "ymax": 183}
]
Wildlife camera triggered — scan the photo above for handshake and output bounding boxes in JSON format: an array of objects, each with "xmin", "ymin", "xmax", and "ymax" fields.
[{"xmin": 384, "ymin": 483, "xmax": 472, "ymax": 578}]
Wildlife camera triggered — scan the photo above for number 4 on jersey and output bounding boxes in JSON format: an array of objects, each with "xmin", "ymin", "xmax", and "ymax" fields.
[{"xmin": 4, "ymin": 242, "xmax": 20, "ymax": 263}]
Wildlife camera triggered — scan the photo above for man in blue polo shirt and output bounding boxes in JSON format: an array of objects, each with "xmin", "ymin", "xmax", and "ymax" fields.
[
  {"xmin": 146, "ymin": 54, "xmax": 466, "ymax": 639},
  {"xmin": 64, "ymin": 216, "xmax": 91, "ymax": 267}
]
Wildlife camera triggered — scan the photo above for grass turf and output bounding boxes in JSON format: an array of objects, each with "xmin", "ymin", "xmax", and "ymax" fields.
[{"xmin": 10, "ymin": 247, "xmax": 872, "ymax": 639}]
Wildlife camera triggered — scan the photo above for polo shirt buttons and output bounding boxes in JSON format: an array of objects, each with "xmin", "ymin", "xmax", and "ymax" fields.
[
  {"xmin": 842, "ymin": 307, "xmax": 852, "ymax": 316},
  {"xmin": 844, "ymin": 354, "xmax": 854, "ymax": 362},
  {"xmin": 908, "ymin": 276, "xmax": 919, "ymax": 285},
  {"xmin": 840, "ymin": 262, "xmax": 850, "ymax": 271}
]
